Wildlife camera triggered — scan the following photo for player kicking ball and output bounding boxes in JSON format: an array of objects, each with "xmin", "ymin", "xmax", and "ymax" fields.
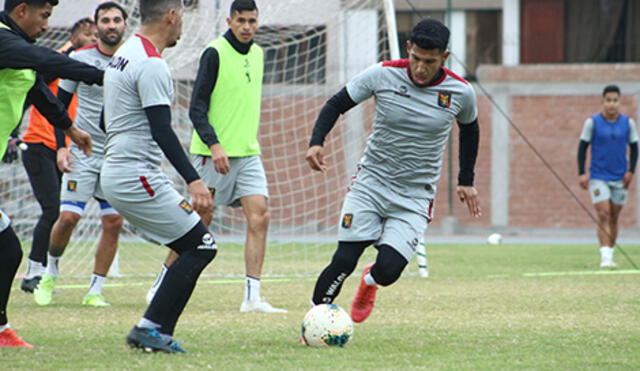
[
  {"xmin": 305, "ymin": 19, "xmax": 481, "ymax": 323},
  {"xmin": 101, "ymin": 0, "xmax": 216, "ymax": 353}
]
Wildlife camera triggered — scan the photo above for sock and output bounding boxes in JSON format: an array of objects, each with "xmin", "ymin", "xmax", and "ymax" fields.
[
  {"xmin": 45, "ymin": 253, "xmax": 60, "ymax": 277},
  {"xmin": 137, "ymin": 317, "xmax": 161, "ymax": 330},
  {"xmin": 87, "ymin": 273, "xmax": 106, "ymax": 295},
  {"xmin": 0, "ymin": 324, "xmax": 8, "ymax": 332},
  {"xmin": 151, "ymin": 264, "xmax": 169, "ymax": 292},
  {"xmin": 245, "ymin": 276, "xmax": 260, "ymax": 302},
  {"xmin": 600, "ymin": 246, "xmax": 612, "ymax": 261},
  {"xmin": 363, "ymin": 272, "xmax": 378, "ymax": 286},
  {"xmin": 25, "ymin": 259, "xmax": 44, "ymax": 279}
]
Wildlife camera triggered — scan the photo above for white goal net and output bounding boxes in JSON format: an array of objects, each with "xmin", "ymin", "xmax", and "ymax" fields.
[{"xmin": 1, "ymin": 0, "xmax": 397, "ymax": 278}]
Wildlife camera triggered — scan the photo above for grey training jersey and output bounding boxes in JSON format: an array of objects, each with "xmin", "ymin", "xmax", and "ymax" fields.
[
  {"xmin": 346, "ymin": 60, "xmax": 478, "ymax": 199},
  {"xmin": 58, "ymin": 44, "xmax": 111, "ymax": 156},
  {"xmin": 103, "ymin": 34, "xmax": 172, "ymax": 171}
]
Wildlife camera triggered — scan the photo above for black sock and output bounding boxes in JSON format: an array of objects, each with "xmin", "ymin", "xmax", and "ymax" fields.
[
  {"xmin": 0, "ymin": 227, "xmax": 23, "ymax": 326},
  {"xmin": 143, "ymin": 223, "xmax": 216, "ymax": 335},
  {"xmin": 312, "ymin": 240, "xmax": 374, "ymax": 305},
  {"xmin": 370, "ymin": 244, "xmax": 408, "ymax": 286}
]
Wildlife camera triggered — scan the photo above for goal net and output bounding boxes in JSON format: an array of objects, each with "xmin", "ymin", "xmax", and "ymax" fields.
[{"xmin": 1, "ymin": 0, "xmax": 397, "ymax": 278}]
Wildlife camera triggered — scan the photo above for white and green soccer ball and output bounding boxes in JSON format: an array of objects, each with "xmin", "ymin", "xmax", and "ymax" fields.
[
  {"xmin": 487, "ymin": 233, "xmax": 503, "ymax": 245},
  {"xmin": 301, "ymin": 304, "xmax": 354, "ymax": 347}
]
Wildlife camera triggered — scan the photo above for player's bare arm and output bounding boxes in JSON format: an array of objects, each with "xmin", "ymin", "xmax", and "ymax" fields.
[
  {"xmin": 188, "ymin": 179, "xmax": 212, "ymax": 220},
  {"xmin": 305, "ymin": 145, "xmax": 326, "ymax": 172},
  {"xmin": 457, "ymin": 185, "xmax": 481, "ymax": 218},
  {"xmin": 209, "ymin": 143, "xmax": 230, "ymax": 174}
]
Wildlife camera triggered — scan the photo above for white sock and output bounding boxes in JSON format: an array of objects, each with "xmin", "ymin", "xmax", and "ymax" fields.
[
  {"xmin": 25, "ymin": 259, "xmax": 44, "ymax": 279},
  {"xmin": 245, "ymin": 276, "xmax": 261, "ymax": 302},
  {"xmin": 45, "ymin": 253, "xmax": 60, "ymax": 277},
  {"xmin": 137, "ymin": 317, "xmax": 161, "ymax": 330},
  {"xmin": 0, "ymin": 324, "xmax": 9, "ymax": 332},
  {"xmin": 363, "ymin": 272, "xmax": 378, "ymax": 286},
  {"xmin": 87, "ymin": 273, "xmax": 106, "ymax": 295},
  {"xmin": 600, "ymin": 246, "xmax": 612, "ymax": 261}
]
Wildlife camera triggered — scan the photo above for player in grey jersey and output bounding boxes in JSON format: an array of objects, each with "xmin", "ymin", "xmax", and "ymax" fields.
[
  {"xmin": 33, "ymin": 2, "xmax": 128, "ymax": 308},
  {"xmin": 101, "ymin": 0, "xmax": 216, "ymax": 353},
  {"xmin": 305, "ymin": 19, "xmax": 481, "ymax": 324}
]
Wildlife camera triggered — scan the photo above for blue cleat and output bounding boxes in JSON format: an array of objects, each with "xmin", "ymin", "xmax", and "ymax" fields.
[{"xmin": 126, "ymin": 326, "xmax": 186, "ymax": 354}]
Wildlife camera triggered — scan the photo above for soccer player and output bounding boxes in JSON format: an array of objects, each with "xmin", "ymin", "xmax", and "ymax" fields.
[
  {"xmin": 147, "ymin": 0, "xmax": 286, "ymax": 313},
  {"xmin": 305, "ymin": 19, "xmax": 481, "ymax": 323},
  {"xmin": 33, "ymin": 1, "xmax": 128, "ymax": 308},
  {"xmin": 0, "ymin": 0, "xmax": 101, "ymax": 348},
  {"xmin": 101, "ymin": 0, "xmax": 217, "ymax": 353},
  {"xmin": 578, "ymin": 85, "xmax": 638, "ymax": 268},
  {"xmin": 19, "ymin": 16, "xmax": 96, "ymax": 293}
]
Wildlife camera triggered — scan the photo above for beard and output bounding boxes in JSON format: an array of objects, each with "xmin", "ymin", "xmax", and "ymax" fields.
[{"xmin": 99, "ymin": 31, "xmax": 123, "ymax": 47}]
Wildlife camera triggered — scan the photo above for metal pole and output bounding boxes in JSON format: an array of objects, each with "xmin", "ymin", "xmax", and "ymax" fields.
[
  {"xmin": 383, "ymin": 0, "xmax": 400, "ymax": 59},
  {"xmin": 446, "ymin": 0, "xmax": 454, "ymax": 216}
]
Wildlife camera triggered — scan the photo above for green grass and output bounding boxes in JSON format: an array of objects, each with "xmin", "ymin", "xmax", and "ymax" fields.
[{"xmin": 3, "ymin": 243, "xmax": 640, "ymax": 370}]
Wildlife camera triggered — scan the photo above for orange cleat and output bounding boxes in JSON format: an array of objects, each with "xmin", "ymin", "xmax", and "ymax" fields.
[
  {"xmin": 0, "ymin": 328, "xmax": 34, "ymax": 348},
  {"xmin": 350, "ymin": 263, "xmax": 377, "ymax": 323}
]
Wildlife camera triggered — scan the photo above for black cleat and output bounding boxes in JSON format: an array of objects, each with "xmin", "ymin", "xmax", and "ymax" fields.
[
  {"xmin": 21, "ymin": 276, "xmax": 41, "ymax": 293},
  {"xmin": 126, "ymin": 326, "xmax": 186, "ymax": 354}
]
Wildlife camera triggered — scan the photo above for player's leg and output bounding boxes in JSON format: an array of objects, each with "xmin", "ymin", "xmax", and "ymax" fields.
[
  {"xmin": 0, "ymin": 215, "xmax": 33, "ymax": 348},
  {"xmin": 606, "ymin": 181, "xmax": 627, "ymax": 267},
  {"xmin": 589, "ymin": 180, "xmax": 615, "ymax": 267},
  {"xmin": 83, "ymin": 202, "xmax": 124, "ymax": 307},
  {"xmin": 20, "ymin": 144, "xmax": 61, "ymax": 293}
]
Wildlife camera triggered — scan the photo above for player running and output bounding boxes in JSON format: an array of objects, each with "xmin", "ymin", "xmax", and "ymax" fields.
[
  {"xmin": 305, "ymin": 19, "xmax": 481, "ymax": 323},
  {"xmin": 101, "ymin": 0, "xmax": 217, "ymax": 353},
  {"xmin": 33, "ymin": 1, "xmax": 128, "ymax": 308}
]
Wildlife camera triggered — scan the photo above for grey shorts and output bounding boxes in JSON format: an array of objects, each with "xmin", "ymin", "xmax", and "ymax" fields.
[
  {"xmin": 337, "ymin": 169, "xmax": 433, "ymax": 262},
  {"xmin": 60, "ymin": 149, "xmax": 117, "ymax": 216},
  {"xmin": 100, "ymin": 170, "xmax": 200, "ymax": 245},
  {"xmin": 589, "ymin": 179, "xmax": 627, "ymax": 205},
  {"xmin": 0, "ymin": 207, "xmax": 11, "ymax": 233},
  {"xmin": 192, "ymin": 155, "xmax": 268, "ymax": 208}
]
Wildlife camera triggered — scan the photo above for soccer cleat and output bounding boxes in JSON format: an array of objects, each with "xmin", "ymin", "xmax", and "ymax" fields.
[
  {"xmin": 20, "ymin": 276, "xmax": 41, "ymax": 293},
  {"xmin": 240, "ymin": 298, "xmax": 288, "ymax": 313},
  {"xmin": 350, "ymin": 263, "xmax": 378, "ymax": 323},
  {"xmin": 126, "ymin": 326, "xmax": 186, "ymax": 354},
  {"xmin": 33, "ymin": 274, "xmax": 56, "ymax": 306},
  {"xmin": 600, "ymin": 260, "xmax": 618, "ymax": 268},
  {"xmin": 82, "ymin": 293, "xmax": 111, "ymax": 307},
  {"xmin": 0, "ymin": 328, "xmax": 34, "ymax": 348}
]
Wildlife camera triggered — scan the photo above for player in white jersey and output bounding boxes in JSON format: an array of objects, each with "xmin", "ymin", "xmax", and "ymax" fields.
[
  {"xmin": 305, "ymin": 19, "xmax": 481, "ymax": 324},
  {"xmin": 101, "ymin": 0, "xmax": 216, "ymax": 353},
  {"xmin": 33, "ymin": 2, "xmax": 128, "ymax": 308}
]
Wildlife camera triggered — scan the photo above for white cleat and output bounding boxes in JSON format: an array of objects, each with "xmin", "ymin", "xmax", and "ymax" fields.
[
  {"xmin": 600, "ymin": 260, "xmax": 617, "ymax": 268},
  {"xmin": 240, "ymin": 298, "xmax": 288, "ymax": 313}
]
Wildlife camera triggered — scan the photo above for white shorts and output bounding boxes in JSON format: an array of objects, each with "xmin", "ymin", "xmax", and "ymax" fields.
[
  {"xmin": 0, "ymin": 207, "xmax": 11, "ymax": 233},
  {"xmin": 193, "ymin": 155, "xmax": 268, "ymax": 208},
  {"xmin": 60, "ymin": 149, "xmax": 117, "ymax": 216},
  {"xmin": 337, "ymin": 168, "xmax": 433, "ymax": 262},
  {"xmin": 100, "ymin": 170, "xmax": 201, "ymax": 245},
  {"xmin": 589, "ymin": 179, "xmax": 627, "ymax": 205}
]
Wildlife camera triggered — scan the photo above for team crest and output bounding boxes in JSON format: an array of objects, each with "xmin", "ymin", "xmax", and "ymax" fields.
[
  {"xmin": 179, "ymin": 199, "xmax": 194, "ymax": 214},
  {"xmin": 594, "ymin": 189, "xmax": 601, "ymax": 197},
  {"xmin": 437, "ymin": 91, "xmax": 452, "ymax": 108},
  {"xmin": 341, "ymin": 213, "xmax": 353, "ymax": 229},
  {"xmin": 67, "ymin": 180, "xmax": 78, "ymax": 192}
]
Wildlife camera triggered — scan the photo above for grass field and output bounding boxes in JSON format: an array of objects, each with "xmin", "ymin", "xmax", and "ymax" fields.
[{"xmin": 3, "ymin": 243, "xmax": 640, "ymax": 370}]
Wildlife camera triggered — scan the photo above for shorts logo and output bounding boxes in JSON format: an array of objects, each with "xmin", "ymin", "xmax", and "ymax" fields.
[
  {"xmin": 394, "ymin": 85, "xmax": 410, "ymax": 97},
  {"xmin": 594, "ymin": 189, "xmax": 601, "ymax": 197},
  {"xmin": 67, "ymin": 180, "xmax": 78, "ymax": 192},
  {"xmin": 179, "ymin": 199, "xmax": 194, "ymax": 214},
  {"xmin": 438, "ymin": 91, "xmax": 452, "ymax": 108},
  {"xmin": 197, "ymin": 233, "xmax": 217, "ymax": 250},
  {"xmin": 407, "ymin": 238, "xmax": 419, "ymax": 251},
  {"xmin": 341, "ymin": 213, "xmax": 353, "ymax": 229}
]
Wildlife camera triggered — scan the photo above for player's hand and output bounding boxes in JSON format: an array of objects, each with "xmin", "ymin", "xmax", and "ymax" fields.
[
  {"xmin": 56, "ymin": 147, "xmax": 73, "ymax": 173},
  {"xmin": 2, "ymin": 137, "xmax": 20, "ymax": 164},
  {"xmin": 210, "ymin": 143, "xmax": 230, "ymax": 174},
  {"xmin": 188, "ymin": 179, "xmax": 213, "ymax": 221},
  {"xmin": 65, "ymin": 126, "xmax": 92, "ymax": 156},
  {"xmin": 456, "ymin": 185, "xmax": 481, "ymax": 218},
  {"xmin": 579, "ymin": 174, "xmax": 589, "ymax": 190},
  {"xmin": 623, "ymin": 171, "xmax": 633, "ymax": 189},
  {"xmin": 305, "ymin": 145, "xmax": 326, "ymax": 172}
]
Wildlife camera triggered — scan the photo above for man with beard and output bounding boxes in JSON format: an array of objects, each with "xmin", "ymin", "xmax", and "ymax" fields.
[{"xmin": 33, "ymin": 1, "xmax": 128, "ymax": 307}]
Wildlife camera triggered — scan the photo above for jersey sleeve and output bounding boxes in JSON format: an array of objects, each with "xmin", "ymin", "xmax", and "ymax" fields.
[
  {"xmin": 136, "ymin": 58, "xmax": 173, "ymax": 108},
  {"xmin": 345, "ymin": 63, "xmax": 381, "ymax": 104},
  {"xmin": 629, "ymin": 118, "xmax": 639, "ymax": 143},
  {"xmin": 57, "ymin": 51, "xmax": 82, "ymax": 94},
  {"xmin": 579, "ymin": 118, "xmax": 594, "ymax": 142},
  {"xmin": 456, "ymin": 84, "xmax": 478, "ymax": 124}
]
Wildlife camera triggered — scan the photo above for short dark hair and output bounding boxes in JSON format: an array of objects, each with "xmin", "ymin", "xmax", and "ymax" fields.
[
  {"xmin": 230, "ymin": 0, "xmax": 257, "ymax": 16},
  {"xmin": 5, "ymin": 0, "xmax": 58, "ymax": 12},
  {"xmin": 94, "ymin": 1, "xmax": 128, "ymax": 23},
  {"xmin": 603, "ymin": 85, "xmax": 621, "ymax": 97},
  {"xmin": 70, "ymin": 17, "xmax": 94, "ymax": 35},
  {"xmin": 410, "ymin": 18, "xmax": 450, "ymax": 53},
  {"xmin": 139, "ymin": 0, "xmax": 182, "ymax": 24}
]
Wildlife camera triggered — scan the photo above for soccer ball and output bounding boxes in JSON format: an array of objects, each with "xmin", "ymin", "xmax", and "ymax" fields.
[
  {"xmin": 487, "ymin": 233, "xmax": 503, "ymax": 245},
  {"xmin": 301, "ymin": 304, "xmax": 354, "ymax": 347}
]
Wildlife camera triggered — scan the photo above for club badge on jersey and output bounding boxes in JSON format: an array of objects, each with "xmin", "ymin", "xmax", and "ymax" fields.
[
  {"xmin": 341, "ymin": 213, "xmax": 353, "ymax": 229},
  {"xmin": 179, "ymin": 199, "xmax": 194, "ymax": 214},
  {"xmin": 67, "ymin": 180, "xmax": 78, "ymax": 192},
  {"xmin": 438, "ymin": 91, "xmax": 452, "ymax": 108}
]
